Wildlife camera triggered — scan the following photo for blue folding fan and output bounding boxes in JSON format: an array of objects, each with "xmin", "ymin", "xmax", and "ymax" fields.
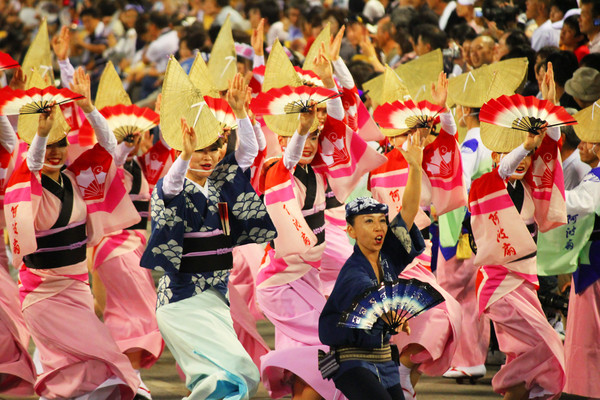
[{"xmin": 338, "ymin": 278, "xmax": 444, "ymax": 335}]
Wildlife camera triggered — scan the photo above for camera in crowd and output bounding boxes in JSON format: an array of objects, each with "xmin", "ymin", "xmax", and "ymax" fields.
[{"xmin": 480, "ymin": 1, "xmax": 521, "ymax": 30}]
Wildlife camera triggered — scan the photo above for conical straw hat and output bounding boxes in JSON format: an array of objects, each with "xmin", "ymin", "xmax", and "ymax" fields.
[
  {"xmin": 303, "ymin": 23, "xmax": 331, "ymax": 71},
  {"xmin": 22, "ymin": 19, "xmax": 53, "ymax": 84},
  {"xmin": 262, "ymin": 41, "xmax": 316, "ymax": 136},
  {"xmin": 573, "ymin": 101, "xmax": 600, "ymax": 143},
  {"xmin": 18, "ymin": 68, "xmax": 70, "ymax": 145},
  {"xmin": 189, "ymin": 53, "xmax": 220, "ymax": 98},
  {"xmin": 449, "ymin": 58, "xmax": 528, "ymax": 108},
  {"xmin": 480, "ymin": 121, "xmax": 527, "ymax": 153},
  {"xmin": 395, "ymin": 49, "xmax": 443, "ymax": 103},
  {"xmin": 95, "ymin": 61, "xmax": 132, "ymax": 110},
  {"xmin": 207, "ymin": 16, "xmax": 237, "ymax": 91},
  {"xmin": 160, "ymin": 56, "xmax": 222, "ymax": 151}
]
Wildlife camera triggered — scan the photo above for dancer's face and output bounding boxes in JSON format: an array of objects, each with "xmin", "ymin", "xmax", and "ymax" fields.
[
  {"xmin": 492, "ymin": 152, "xmax": 533, "ymax": 180},
  {"xmin": 186, "ymin": 142, "xmax": 221, "ymax": 183},
  {"xmin": 42, "ymin": 140, "xmax": 68, "ymax": 174},
  {"xmin": 347, "ymin": 213, "xmax": 388, "ymax": 254}
]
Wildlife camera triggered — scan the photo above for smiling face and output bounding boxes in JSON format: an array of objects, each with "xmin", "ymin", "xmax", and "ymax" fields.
[
  {"xmin": 347, "ymin": 213, "xmax": 388, "ymax": 255},
  {"xmin": 42, "ymin": 139, "xmax": 68, "ymax": 175},
  {"xmin": 493, "ymin": 151, "xmax": 533, "ymax": 180},
  {"xmin": 186, "ymin": 142, "xmax": 221, "ymax": 183}
]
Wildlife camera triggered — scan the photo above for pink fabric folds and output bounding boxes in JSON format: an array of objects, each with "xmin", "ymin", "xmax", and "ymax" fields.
[
  {"xmin": 0, "ymin": 266, "xmax": 35, "ymax": 396},
  {"xmin": 485, "ymin": 281, "xmax": 565, "ymax": 399},
  {"xmin": 0, "ymin": 142, "xmax": 15, "ymax": 228},
  {"xmin": 564, "ymin": 279, "xmax": 600, "ymax": 397},
  {"xmin": 340, "ymin": 87, "xmax": 384, "ymax": 142},
  {"xmin": 320, "ymin": 222, "xmax": 353, "ymax": 297},
  {"xmin": 22, "ymin": 279, "xmax": 139, "ymax": 399},
  {"xmin": 230, "ymin": 244, "xmax": 265, "ymax": 321},
  {"xmin": 436, "ymin": 254, "xmax": 490, "ymax": 368},
  {"xmin": 391, "ymin": 264, "xmax": 462, "ymax": 376},
  {"xmin": 137, "ymin": 139, "xmax": 176, "ymax": 192}
]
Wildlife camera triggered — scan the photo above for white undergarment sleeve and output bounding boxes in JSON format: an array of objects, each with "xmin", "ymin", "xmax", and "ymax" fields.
[
  {"xmin": 0, "ymin": 115, "xmax": 17, "ymax": 153},
  {"xmin": 283, "ymin": 131, "xmax": 308, "ymax": 170},
  {"xmin": 85, "ymin": 109, "xmax": 117, "ymax": 156},
  {"xmin": 26, "ymin": 134, "xmax": 49, "ymax": 172},
  {"xmin": 332, "ymin": 58, "xmax": 355, "ymax": 89},
  {"xmin": 439, "ymin": 111, "xmax": 457, "ymax": 136},
  {"xmin": 58, "ymin": 59, "xmax": 75, "ymax": 88},
  {"xmin": 162, "ymin": 156, "xmax": 189, "ymax": 199},
  {"xmin": 234, "ymin": 117, "xmax": 258, "ymax": 171},
  {"xmin": 498, "ymin": 145, "xmax": 530, "ymax": 180}
]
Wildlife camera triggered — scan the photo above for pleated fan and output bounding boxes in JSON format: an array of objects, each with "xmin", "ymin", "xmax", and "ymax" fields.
[
  {"xmin": 479, "ymin": 94, "xmax": 576, "ymax": 134},
  {"xmin": 251, "ymin": 86, "xmax": 340, "ymax": 116},
  {"xmin": 374, "ymin": 99, "xmax": 445, "ymax": 130},
  {"xmin": 338, "ymin": 278, "xmax": 444, "ymax": 335},
  {"xmin": 0, "ymin": 86, "xmax": 83, "ymax": 116},
  {"xmin": 0, "ymin": 52, "xmax": 19, "ymax": 70},
  {"xmin": 203, "ymin": 96, "xmax": 237, "ymax": 130},
  {"xmin": 294, "ymin": 67, "xmax": 324, "ymax": 87},
  {"xmin": 99, "ymin": 104, "xmax": 159, "ymax": 142}
]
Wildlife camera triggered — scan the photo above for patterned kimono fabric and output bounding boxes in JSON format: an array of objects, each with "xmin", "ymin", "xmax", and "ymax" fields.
[
  {"xmin": 0, "ymin": 138, "xmax": 35, "ymax": 396},
  {"xmin": 4, "ymin": 144, "xmax": 140, "ymax": 399},
  {"xmin": 141, "ymin": 153, "xmax": 276, "ymax": 400},
  {"xmin": 369, "ymin": 131, "xmax": 464, "ymax": 377},
  {"xmin": 469, "ymin": 136, "xmax": 566, "ymax": 399},
  {"xmin": 92, "ymin": 153, "xmax": 166, "ymax": 369}
]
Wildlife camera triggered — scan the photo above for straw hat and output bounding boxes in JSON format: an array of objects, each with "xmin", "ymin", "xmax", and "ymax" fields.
[
  {"xmin": 207, "ymin": 16, "xmax": 237, "ymax": 92},
  {"xmin": 95, "ymin": 61, "xmax": 132, "ymax": 111},
  {"xmin": 365, "ymin": 66, "xmax": 411, "ymax": 109},
  {"xmin": 160, "ymin": 56, "xmax": 222, "ymax": 151},
  {"xmin": 479, "ymin": 121, "xmax": 527, "ymax": 153},
  {"xmin": 573, "ymin": 101, "xmax": 600, "ymax": 143},
  {"xmin": 448, "ymin": 58, "xmax": 528, "ymax": 108},
  {"xmin": 262, "ymin": 41, "xmax": 318, "ymax": 136},
  {"xmin": 18, "ymin": 68, "xmax": 70, "ymax": 145},
  {"xmin": 303, "ymin": 23, "xmax": 331, "ymax": 72},
  {"xmin": 189, "ymin": 53, "xmax": 220, "ymax": 98},
  {"xmin": 21, "ymin": 19, "xmax": 53, "ymax": 84}
]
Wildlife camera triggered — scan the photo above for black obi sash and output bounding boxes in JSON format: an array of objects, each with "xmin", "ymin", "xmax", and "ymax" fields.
[
  {"xmin": 295, "ymin": 165, "xmax": 325, "ymax": 246},
  {"xmin": 24, "ymin": 174, "xmax": 87, "ymax": 269},
  {"xmin": 125, "ymin": 160, "xmax": 149, "ymax": 230},
  {"xmin": 507, "ymin": 180, "xmax": 537, "ymax": 261},
  {"xmin": 180, "ymin": 231, "xmax": 234, "ymax": 273}
]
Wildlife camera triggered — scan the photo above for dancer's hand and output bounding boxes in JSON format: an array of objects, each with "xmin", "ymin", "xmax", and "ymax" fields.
[
  {"xmin": 298, "ymin": 100, "xmax": 317, "ymax": 135},
  {"xmin": 226, "ymin": 73, "xmax": 248, "ymax": 119},
  {"xmin": 431, "ymin": 71, "xmax": 448, "ymax": 108},
  {"xmin": 38, "ymin": 103, "xmax": 56, "ymax": 137},
  {"xmin": 181, "ymin": 117, "xmax": 197, "ymax": 160},
  {"xmin": 69, "ymin": 67, "xmax": 94, "ymax": 113},
  {"xmin": 51, "ymin": 26, "xmax": 71, "ymax": 61},
  {"xmin": 251, "ymin": 19, "xmax": 264, "ymax": 57}
]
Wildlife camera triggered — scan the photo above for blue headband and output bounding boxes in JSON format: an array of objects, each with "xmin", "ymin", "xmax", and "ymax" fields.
[{"xmin": 345, "ymin": 197, "xmax": 389, "ymax": 220}]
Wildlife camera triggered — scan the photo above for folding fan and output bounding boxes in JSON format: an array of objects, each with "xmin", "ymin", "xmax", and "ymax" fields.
[
  {"xmin": 203, "ymin": 96, "xmax": 237, "ymax": 130},
  {"xmin": 338, "ymin": 278, "xmax": 444, "ymax": 335},
  {"xmin": 251, "ymin": 86, "xmax": 340, "ymax": 116},
  {"xmin": 99, "ymin": 104, "xmax": 159, "ymax": 142},
  {"xmin": 294, "ymin": 67, "xmax": 324, "ymax": 87},
  {"xmin": 0, "ymin": 86, "xmax": 84, "ymax": 116},
  {"xmin": 0, "ymin": 52, "xmax": 19, "ymax": 70},
  {"xmin": 479, "ymin": 94, "xmax": 577, "ymax": 134},
  {"xmin": 374, "ymin": 99, "xmax": 445, "ymax": 130}
]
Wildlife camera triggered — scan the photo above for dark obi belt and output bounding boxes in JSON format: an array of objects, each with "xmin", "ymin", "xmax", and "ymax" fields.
[
  {"xmin": 24, "ymin": 221, "xmax": 88, "ymax": 269},
  {"xmin": 304, "ymin": 210, "xmax": 325, "ymax": 246},
  {"xmin": 126, "ymin": 199, "xmax": 150, "ymax": 230},
  {"xmin": 180, "ymin": 230, "xmax": 233, "ymax": 273}
]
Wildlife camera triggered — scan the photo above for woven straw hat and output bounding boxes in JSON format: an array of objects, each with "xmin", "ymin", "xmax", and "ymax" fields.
[
  {"xmin": 189, "ymin": 53, "xmax": 220, "ymax": 98},
  {"xmin": 449, "ymin": 58, "xmax": 528, "ymax": 108},
  {"xmin": 18, "ymin": 68, "xmax": 70, "ymax": 145},
  {"xmin": 573, "ymin": 101, "xmax": 600, "ymax": 143},
  {"xmin": 262, "ymin": 41, "xmax": 318, "ymax": 136},
  {"xmin": 207, "ymin": 16, "xmax": 237, "ymax": 92},
  {"xmin": 95, "ymin": 61, "xmax": 132, "ymax": 110},
  {"xmin": 480, "ymin": 121, "xmax": 527, "ymax": 153},
  {"xmin": 160, "ymin": 56, "xmax": 222, "ymax": 151},
  {"xmin": 22, "ymin": 19, "xmax": 53, "ymax": 84},
  {"xmin": 303, "ymin": 23, "xmax": 331, "ymax": 71}
]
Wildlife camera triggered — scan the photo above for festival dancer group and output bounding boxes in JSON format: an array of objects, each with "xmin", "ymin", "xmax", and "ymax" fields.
[{"xmin": 0, "ymin": 15, "xmax": 597, "ymax": 400}]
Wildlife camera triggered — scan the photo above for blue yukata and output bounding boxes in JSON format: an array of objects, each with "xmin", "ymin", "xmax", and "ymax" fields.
[
  {"xmin": 141, "ymin": 153, "xmax": 276, "ymax": 400},
  {"xmin": 319, "ymin": 214, "xmax": 425, "ymax": 390}
]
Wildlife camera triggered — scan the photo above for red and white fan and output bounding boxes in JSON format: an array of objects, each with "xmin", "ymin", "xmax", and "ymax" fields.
[
  {"xmin": 294, "ymin": 67, "xmax": 324, "ymax": 87},
  {"xmin": 374, "ymin": 99, "xmax": 445, "ymax": 130},
  {"xmin": 250, "ymin": 86, "xmax": 340, "ymax": 116},
  {"xmin": 203, "ymin": 96, "xmax": 237, "ymax": 130},
  {"xmin": 479, "ymin": 94, "xmax": 577, "ymax": 134},
  {"xmin": 0, "ymin": 86, "xmax": 83, "ymax": 116},
  {"xmin": 99, "ymin": 104, "xmax": 159, "ymax": 142},
  {"xmin": 0, "ymin": 52, "xmax": 19, "ymax": 71}
]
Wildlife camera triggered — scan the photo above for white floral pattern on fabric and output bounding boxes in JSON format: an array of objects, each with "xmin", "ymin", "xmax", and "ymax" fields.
[
  {"xmin": 156, "ymin": 275, "xmax": 173, "ymax": 307},
  {"xmin": 345, "ymin": 196, "xmax": 389, "ymax": 219},
  {"xmin": 391, "ymin": 225, "xmax": 412, "ymax": 254},
  {"xmin": 151, "ymin": 239, "xmax": 183, "ymax": 269},
  {"xmin": 205, "ymin": 269, "xmax": 229, "ymax": 287},
  {"xmin": 232, "ymin": 192, "xmax": 267, "ymax": 220},
  {"xmin": 210, "ymin": 163, "xmax": 238, "ymax": 190}
]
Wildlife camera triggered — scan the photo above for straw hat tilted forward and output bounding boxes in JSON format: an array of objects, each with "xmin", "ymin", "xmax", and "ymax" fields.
[
  {"xmin": 18, "ymin": 69, "xmax": 71, "ymax": 145},
  {"xmin": 207, "ymin": 16, "xmax": 237, "ymax": 92},
  {"xmin": 160, "ymin": 56, "xmax": 222, "ymax": 151},
  {"xmin": 95, "ymin": 61, "xmax": 132, "ymax": 111},
  {"xmin": 303, "ymin": 23, "xmax": 331, "ymax": 72},
  {"xmin": 573, "ymin": 101, "xmax": 600, "ymax": 143},
  {"xmin": 189, "ymin": 53, "xmax": 220, "ymax": 98},
  {"xmin": 22, "ymin": 19, "xmax": 53, "ymax": 84}
]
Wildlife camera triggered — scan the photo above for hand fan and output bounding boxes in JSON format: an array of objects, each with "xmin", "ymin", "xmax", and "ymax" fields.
[
  {"xmin": 338, "ymin": 278, "xmax": 444, "ymax": 335},
  {"xmin": 479, "ymin": 94, "xmax": 577, "ymax": 134},
  {"xmin": 0, "ymin": 52, "xmax": 19, "ymax": 70},
  {"xmin": 98, "ymin": 104, "xmax": 159, "ymax": 142},
  {"xmin": 294, "ymin": 67, "xmax": 324, "ymax": 87},
  {"xmin": 250, "ymin": 86, "xmax": 340, "ymax": 116},
  {"xmin": 374, "ymin": 99, "xmax": 445, "ymax": 130},
  {"xmin": 203, "ymin": 96, "xmax": 237, "ymax": 130},
  {"xmin": 0, "ymin": 86, "xmax": 84, "ymax": 116}
]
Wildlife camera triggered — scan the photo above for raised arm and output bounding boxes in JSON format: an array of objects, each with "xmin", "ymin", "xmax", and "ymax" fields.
[
  {"xmin": 52, "ymin": 26, "xmax": 74, "ymax": 88},
  {"xmin": 312, "ymin": 43, "xmax": 344, "ymax": 121},
  {"xmin": 282, "ymin": 102, "xmax": 317, "ymax": 170},
  {"xmin": 227, "ymin": 73, "xmax": 258, "ymax": 171},
  {"xmin": 498, "ymin": 127, "xmax": 547, "ymax": 179},
  {"xmin": 0, "ymin": 115, "xmax": 17, "ymax": 154},
  {"xmin": 431, "ymin": 72, "xmax": 457, "ymax": 136},
  {"xmin": 163, "ymin": 118, "xmax": 196, "ymax": 199},
  {"xmin": 399, "ymin": 133, "xmax": 424, "ymax": 230},
  {"xmin": 27, "ymin": 107, "xmax": 56, "ymax": 172},
  {"xmin": 70, "ymin": 67, "xmax": 117, "ymax": 156},
  {"xmin": 330, "ymin": 26, "xmax": 355, "ymax": 90},
  {"xmin": 251, "ymin": 19, "xmax": 265, "ymax": 71}
]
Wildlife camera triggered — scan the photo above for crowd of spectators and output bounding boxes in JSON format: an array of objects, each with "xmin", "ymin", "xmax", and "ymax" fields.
[{"xmin": 0, "ymin": 0, "xmax": 599, "ymax": 110}]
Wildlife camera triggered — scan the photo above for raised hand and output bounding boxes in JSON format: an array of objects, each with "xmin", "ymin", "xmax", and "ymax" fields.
[
  {"xmin": 251, "ymin": 19, "xmax": 264, "ymax": 57},
  {"xmin": 312, "ymin": 42, "xmax": 334, "ymax": 88},
  {"xmin": 524, "ymin": 122, "xmax": 548, "ymax": 151},
  {"xmin": 245, "ymin": 86, "xmax": 255, "ymax": 123},
  {"xmin": 8, "ymin": 68, "xmax": 26, "ymax": 90},
  {"xmin": 298, "ymin": 100, "xmax": 317, "ymax": 135},
  {"xmin": 399, "ymin": 132, "xmax": 424, "ymax": 168},
  {"xmin": 541, "ymin": 62, "xmax": 556, "ymax": 105},
  {"xmin": 226, "ymin": 73, "xmax": 248, "ymax": 119},
  {"xmin": 329, "ymin": 25, "xmax": 345, "ymax": 61},
  {"xmin": 38, "ymin": 102, "xmax": 56, "ymax": 137},
  {"xmin": 51, "ymin": 26, "xmax": 71, "ymax": 61},
  {"xmin": 431, "ymin": 71, "xmax": 448, "ymax": 108},
  {"xmin": 181, "ymin": 117, "xmax": 197, "ymax": 160},
  {"xmin": 359, "ymin": 36, "xmax": 385, "ymax": 73},
  {"xmin": 69, "ymin": 67, "xmax": 94, "ymax": 113}
]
